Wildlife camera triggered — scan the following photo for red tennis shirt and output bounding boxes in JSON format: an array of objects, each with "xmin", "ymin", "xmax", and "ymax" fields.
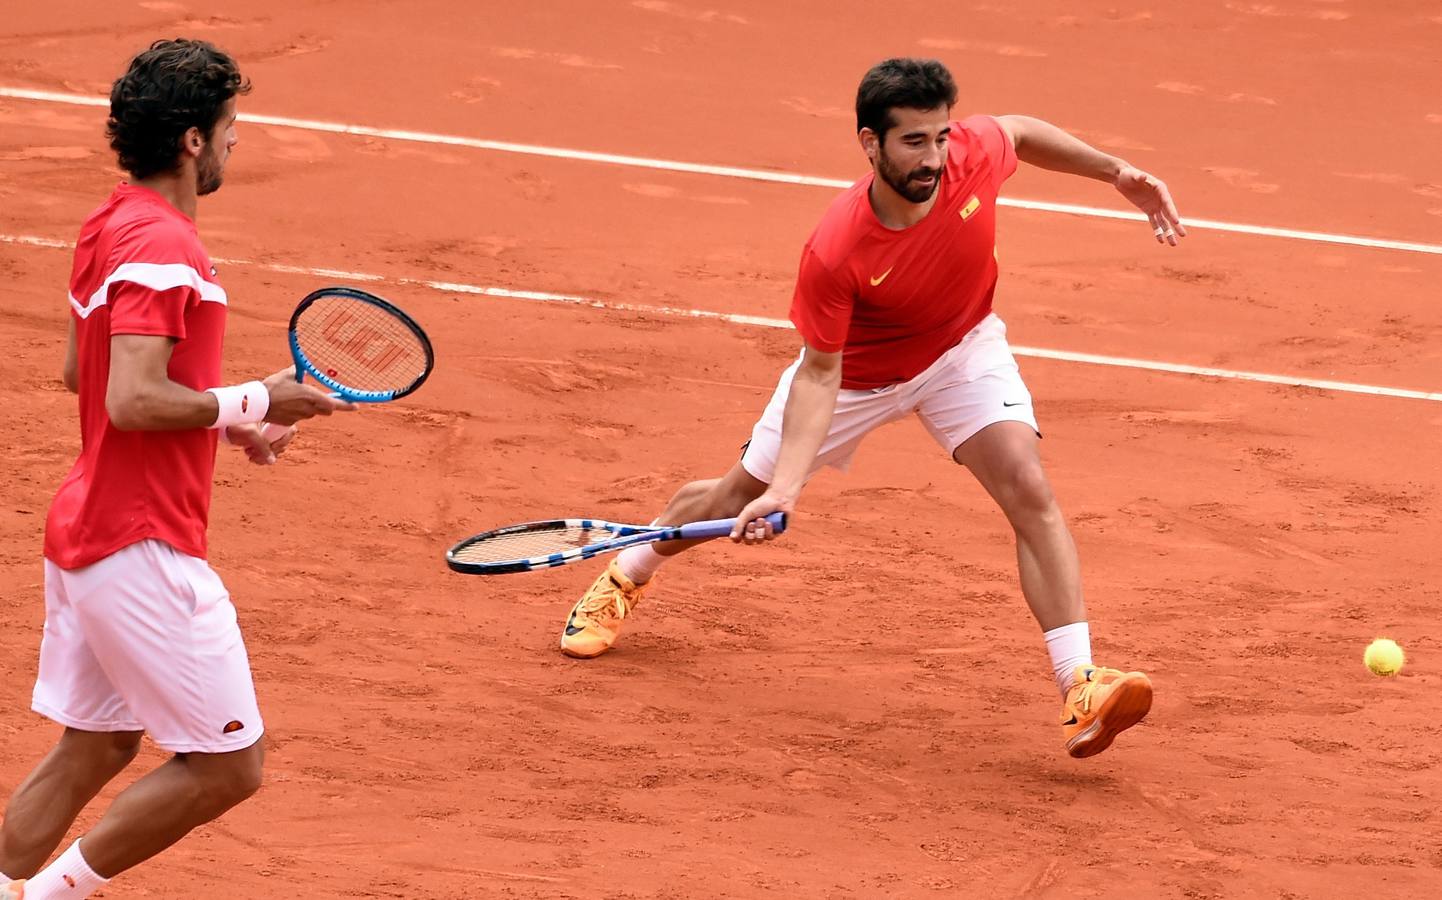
[
  {"xmin": 789, "ymin": 115, "xmax": 1018, "ymax": 389},
  {"xmin": 45, "ymin": 183, "xmax": 229, "ymax": 569}
]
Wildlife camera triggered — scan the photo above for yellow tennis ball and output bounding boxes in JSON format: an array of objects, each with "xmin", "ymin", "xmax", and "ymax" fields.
[{"xmin": 1364, "ymin": 638, "xmax": 1405, "ymax": 677}]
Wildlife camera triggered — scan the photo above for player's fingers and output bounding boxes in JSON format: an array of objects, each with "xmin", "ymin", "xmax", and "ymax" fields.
[
  {"xmin": 729, "ymin": 514, "xmax": 751, "ymax": 541},
  {"xmin": 1149, "ymin": 213, "xmax": 1166, "ymax": 243},
  {"xmin": 268, "ymin": 425, "xmax": 297, "ymax": 454},
  {"xmin": 1156, "ymin": 190, "xmax": 1185, "ymax": 243},
  {"xmin": 232, "ymin": 425, "xmax": 277, "ymax": 464},
  {"xmin": 745, "ymin": 517, "xmax": 771, "ymax": 545}
]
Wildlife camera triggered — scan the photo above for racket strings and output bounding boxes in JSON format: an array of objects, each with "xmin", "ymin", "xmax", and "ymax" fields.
[
  {"xmin": 450, "ymin": 524, "xmax": 616, "ymax": 563},
  {"xmin": 294, "ymin": 295, "xmax": 429, "ymax": 392}
]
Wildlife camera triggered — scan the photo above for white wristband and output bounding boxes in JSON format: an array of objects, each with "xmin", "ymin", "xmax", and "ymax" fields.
[{"xmin": 206, "ymin": 381, "xmax": 270, "ymax": 430}]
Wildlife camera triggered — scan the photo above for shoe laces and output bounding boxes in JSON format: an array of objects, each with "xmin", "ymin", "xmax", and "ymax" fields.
[
  {"xmin": 577, "ymin": 575, "xmax": 636, "ymax": 622},
  {"xmin": 1068, "ymin": 669, "xmax": 1102, "ymax": 714}
]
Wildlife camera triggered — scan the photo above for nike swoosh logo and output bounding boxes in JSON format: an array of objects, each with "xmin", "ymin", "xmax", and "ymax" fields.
[
  {"xmin": 1003, "ymin": 401, "xmax": 1026, "ymax": 407},
  {"xmin": 869, "ymin": 266, "xmax": 894, "ymax": 287}
]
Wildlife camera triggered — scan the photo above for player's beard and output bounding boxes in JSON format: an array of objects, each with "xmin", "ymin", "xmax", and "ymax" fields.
[
  {"xmin": 197, "ymin": 141, "xmax": 225, "ymax": 196},
  {"xmin": 876, "ymin": 145, "xmax": 941, "ymax": 204}
]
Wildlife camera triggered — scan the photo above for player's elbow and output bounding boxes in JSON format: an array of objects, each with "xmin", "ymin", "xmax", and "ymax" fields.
[
  {"xmin": 105, "ymin": 385, "xmax": 156, "ymax": 430},
  {"xmin": 797, "ymin": 349, "xmax": 843, "ymax": 387}
]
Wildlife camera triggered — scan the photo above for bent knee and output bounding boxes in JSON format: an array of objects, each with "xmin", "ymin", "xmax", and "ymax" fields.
[
  {"xmin": 998, "ymin": 464, "xmax": 1057, "ymax": 517},
  {"xmin": 59, "ymin": 728, "xmax": 143, "ymax": 774},
  {"xmin": 193, "ymin": 743, "xmax": 265, "ymax": 809}
]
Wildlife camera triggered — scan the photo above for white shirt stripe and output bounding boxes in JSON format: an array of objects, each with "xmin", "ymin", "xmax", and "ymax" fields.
[{"xmin": 69, "ymin": 261, "xmax": 227, "ymax": 319}]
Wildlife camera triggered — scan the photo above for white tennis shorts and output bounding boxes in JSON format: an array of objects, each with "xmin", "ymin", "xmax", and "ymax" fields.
[
  {"xmin": 741, "ymin": 313, "xmax": 1040, "ymax": 482},
  {"xmin": 33, "ymin": 539, "xmax": 264, "ymax": 754}
]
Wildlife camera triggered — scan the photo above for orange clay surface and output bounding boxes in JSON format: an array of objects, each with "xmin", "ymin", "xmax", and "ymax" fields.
[{"xmin": 2, "ymin": 3, "xmax": 1441, "ymax": 898}]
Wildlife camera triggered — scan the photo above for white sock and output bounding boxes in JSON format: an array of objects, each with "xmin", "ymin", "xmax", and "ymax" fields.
[
  {"xmin": 24, "ymin": 839, "xmax": 108, "ymax": 899},
  {"xmin": 616, "ymin": 544, "xmax": 667, "ymax": 585},
  {"xmin": 1044, "ymin": 622, "xmax": 1093, "ymax": 697}
]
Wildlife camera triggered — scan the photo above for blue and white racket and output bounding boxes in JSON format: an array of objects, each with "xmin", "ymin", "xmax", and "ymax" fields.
[
  {"xmin": 287, "ymin": 286, "xmax": 433, "ymax": 402},
  {"xmin": 445, "ymin": 512, "xmax": 788, "ymax": 575}
]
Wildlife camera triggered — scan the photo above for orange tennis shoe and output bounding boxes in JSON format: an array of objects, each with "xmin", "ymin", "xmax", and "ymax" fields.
[
  {"xmin": 0, "ymin": 880, "xmax": 25, "ymax": 900},
  {"xmin": 1061, "ymin": 665, "xmax": 1153, "ymax": 758},
  {"xmin": 560, "ymin": 559, "xmax": 649, "ymax": 658}
]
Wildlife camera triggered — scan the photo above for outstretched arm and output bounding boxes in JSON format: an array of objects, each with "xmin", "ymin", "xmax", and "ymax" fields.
[
  {"xmin": 729, "ymin": 343, "xmax": 842, "ymax": 542},
  {"xmin": 996, "ymin": 115, "xmax": 1187, "ymax": 246}
]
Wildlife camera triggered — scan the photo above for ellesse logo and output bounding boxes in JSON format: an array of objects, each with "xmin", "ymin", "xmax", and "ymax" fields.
[{"xmin": 240, "ymin": 394, "xmax": 249, "ymax": 414}]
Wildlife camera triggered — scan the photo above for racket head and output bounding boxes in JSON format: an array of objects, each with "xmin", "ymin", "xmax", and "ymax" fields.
[
  {"xmin": 445, "ymin": 519, "xmax": 641, "ymax": 575},
  {"xmin": 289, "ymin": 286, "xmax": 434, "ymax": 402}
]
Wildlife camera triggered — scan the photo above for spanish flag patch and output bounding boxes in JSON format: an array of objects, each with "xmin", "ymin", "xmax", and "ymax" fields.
[{"xmin": 960, "ymin": 195, "xmax": 982, "ymax": 220}]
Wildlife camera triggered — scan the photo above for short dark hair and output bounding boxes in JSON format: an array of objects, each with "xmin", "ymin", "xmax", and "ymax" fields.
[
  {"xmin": 855, "ymin": 58, "xmax": 957, "ymax": 139},
  {"xmin": 107, "ymin": 39, "xmax": 251, "ymax": 179}
]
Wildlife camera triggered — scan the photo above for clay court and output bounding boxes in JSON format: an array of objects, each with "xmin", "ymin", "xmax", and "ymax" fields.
[{"xmin": 2, "ymin": 2, "xmax": 1440, "ymax": 897}]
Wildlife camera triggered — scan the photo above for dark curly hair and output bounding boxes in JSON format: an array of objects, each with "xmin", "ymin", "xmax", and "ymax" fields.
[
  {"xmin": 106, "ymin": 39, "xmax": 251, "ymax": 179},
  {"xmin": 855, "ymin": 58, "xmax": 957, "ymax": 140}
]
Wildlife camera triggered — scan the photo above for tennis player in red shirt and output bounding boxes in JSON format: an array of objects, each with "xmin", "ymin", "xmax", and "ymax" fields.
[
  {"xmin": 1, "ymin": 40, "xmax": 350, "ymax": 900},
  {"xmin": 560, "ymin": 58, "xmax": 1186, "ymax": 759}
]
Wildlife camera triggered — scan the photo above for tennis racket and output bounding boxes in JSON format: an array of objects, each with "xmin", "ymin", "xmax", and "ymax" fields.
[
  {"xmin": 285, "ymin": 285, "xmax": 433, "ymax": 402},
  {"xmin": 446, "ymin": 511, "xmax": 788, "ymax": 575},
  {"xmin": 257, "ymin": 286, "xmax": 433, "ymax": 442}
]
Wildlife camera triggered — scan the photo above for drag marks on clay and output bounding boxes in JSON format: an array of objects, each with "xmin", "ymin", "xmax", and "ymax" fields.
[
  {"xmin": 778, "ymin": 97, "xmax": 849, "ymax": 120},
  {"xmin": 621, "ymin": 182, "xmax": 749, "ymax": 205},
  {"xmin": 8, "ymin": 86, "xmax": 1442, "ymax": 256},
  {"xmin": 1061, "ymin": 128, "xmax": 1155, "ymax": 153},
  {"xmin": 0, "ymin": 144, "xmax": 92, "ymax": 161},
  {"xmin": 1155, "ymin": 82, "xmax": 1278, "ymax": 105},
  {"xmin": 491, "ymin": 47, "xmax": 622, "ymax": 70},
  {"xmin": 256, "ymin": 127, "xmax": 333, "ymax": 163},
  {"xmin": 631, "ymin": 0, "xmax": 750, "ymax": 24},
  {"xmin": 246, "ymin": 36, "xmax": 332, "ymax": 61},
  {"xmin": 0, "ymin": 103, "xmax": 92, "ymax": 134},
  {"xmin": 1224, "ymin": 2, "xmax": 1351, "ymax": 20},
  {"xmin": 1203, "ymin": 165, "xmax": 1281, "ymax": 194},
  {"xmin": 505, "ymin": 169, "xmax": 556, "ymax": 202},
  {"xmin": 917, "ymin": 37, "xmax": 1048, "ymax": 57},
  {"xmin": 449, "ymin": 76, "xmax": 503, "ymax": 105},
  {"xmin": 353, "ymin": 137, "xmax": 467, "ymax": 167},
  {"xmin": 172, "ymin": 15, "xmax": 265, "ymax": 32}
]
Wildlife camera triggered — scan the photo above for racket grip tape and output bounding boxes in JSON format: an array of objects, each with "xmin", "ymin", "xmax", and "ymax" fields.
[{"xmin": 676, "ymin": 511, "xmax": 788, "ymax": 540}]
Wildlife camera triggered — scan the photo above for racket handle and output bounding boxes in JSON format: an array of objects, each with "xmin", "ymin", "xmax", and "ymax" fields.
[{"xmin": 676, "ymin": 511, "xmax": 788, "ymax": 540}]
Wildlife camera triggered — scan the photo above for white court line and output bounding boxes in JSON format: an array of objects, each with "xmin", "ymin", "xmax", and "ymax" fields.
[
  {"xmin": 3, "ymin": 232, "xmax": 1438, "ymax": 403},
  {"xmin": 3, "ymin": 86, "xmax": 1441, "ymax": 257}
]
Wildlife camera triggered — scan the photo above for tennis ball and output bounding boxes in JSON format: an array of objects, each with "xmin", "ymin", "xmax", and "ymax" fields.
[{"xmin": 1363, "ymin": 638, "xmax": 1405, "ymax": 677}]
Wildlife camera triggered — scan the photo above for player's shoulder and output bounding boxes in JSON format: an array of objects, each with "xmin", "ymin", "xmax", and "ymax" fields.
[
  {"xmin": 950, "ymin": 114, "xmax": 1010, "ymax": 151},
  {"xmin": 804, "ymin": 177, "xmax": 872, "ymax": 273},
  {"xmin": 108, "ymin": 208, "xmax": 204, "ymax": 266},
  {"xmin": 947, "ymin": 114, "xmax": 1015, "ymax": 176}
]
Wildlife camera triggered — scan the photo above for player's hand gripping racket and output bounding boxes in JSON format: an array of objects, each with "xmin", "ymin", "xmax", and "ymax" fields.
[
  {"xmin": 446, "ymin": 512, "xmax": 788, "ymax": 575},
  {"xmin": 257, "ymin": 286, "xmax": 434, "ymax": 441}
]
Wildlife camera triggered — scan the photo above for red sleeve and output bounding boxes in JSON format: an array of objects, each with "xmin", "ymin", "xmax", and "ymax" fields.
[
  {"xmin": 963, "ymin": 114, "xmax": 1018, "ymax": 186},
  {"xmin": 108, "ymin": 281, "xmax": 194, "ymax": 339},
  {"xmin": 788, "ymin": 245, "xmax": 854, "ymax": 352},
  {"xmin": 105, "ymin": 223, "xmax": 204, "ymax": 339}
]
